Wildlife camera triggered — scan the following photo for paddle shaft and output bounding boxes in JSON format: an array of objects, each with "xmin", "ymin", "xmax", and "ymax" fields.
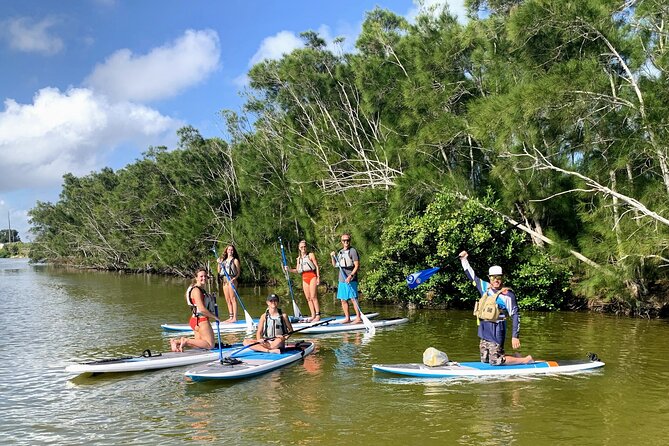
[
  {"xmin": 279, "ymin": 237, "xmax": 302, "ymax": 318},
  {"xmin": 207, "ymin": 258, "xmax": 224, "ymax": 361},
  {"xmin": 229, "ymin": 318, "xmax": 334, "ymax": 358}
]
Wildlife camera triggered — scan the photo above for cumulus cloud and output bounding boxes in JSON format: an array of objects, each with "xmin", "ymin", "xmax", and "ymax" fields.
[
  {"xmin": 0, "ymin": 87, "xmax": 181, "ymax": 191},
  {"xmin": 408, "ymin": 0, "xmax": 468, "ymax": 23},
  {"xmin": 84, "ymin": 29, "xmax": 220, "ymax": 102},
  {"xmin": 248, "ymin": 30, "xmax": 304, "ymax": 67},
  {"xmin": 2, "ymin": 16, "xmax": 64, "ymax": 55}
]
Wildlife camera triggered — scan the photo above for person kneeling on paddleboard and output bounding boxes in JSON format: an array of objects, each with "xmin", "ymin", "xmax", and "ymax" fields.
[
  {"xmin": 171, "ymin": 268, "xmax": 220, "ymax": 352},
  {"xmin": 243, "ymin": 294, "xmax": 294, "ymax": 354},
  {"xmin": 458, "ymin": 251, "xmax": 533, "ymax": 365}
]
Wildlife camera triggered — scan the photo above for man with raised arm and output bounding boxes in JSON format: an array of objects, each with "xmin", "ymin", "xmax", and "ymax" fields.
[{"xmin": 459, "ymin": 251, "xmax": 533, "ymax": 365}]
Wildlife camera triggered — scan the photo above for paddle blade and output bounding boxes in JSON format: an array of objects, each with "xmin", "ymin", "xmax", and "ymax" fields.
[
  {"xmin": 244, "ymin": 309, "xmax": 254, "ymax": 333},
  {"xmin": 292, "ymin": 299, "xmax": 303, "ymax": 319},
  {"xmin": 406, "ymin": 267, "xmax": 440, "ymax": 289}
]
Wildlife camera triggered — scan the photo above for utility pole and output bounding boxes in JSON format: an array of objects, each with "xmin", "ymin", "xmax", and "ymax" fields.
[{"xmin": 7, "ymin": 211, "xmax": 11, "ymax": 243}]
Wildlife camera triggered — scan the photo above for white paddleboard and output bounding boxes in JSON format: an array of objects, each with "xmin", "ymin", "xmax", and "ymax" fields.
[
  {"xmin": 297, "ymin": 317, "xmax": 408, "ymax": 334},
  {"xmin": 161, "ymin": 313, "xmax": 381, "ymax": 333},
  {"xmin": 65, "ymin": 343, "xmax": 243, "ymax": 374}
]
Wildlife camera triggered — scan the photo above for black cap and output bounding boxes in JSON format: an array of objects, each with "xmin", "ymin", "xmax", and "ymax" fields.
[{"xmin": 267, "ymin": 294, "xmax": 279, "ymax": 302}]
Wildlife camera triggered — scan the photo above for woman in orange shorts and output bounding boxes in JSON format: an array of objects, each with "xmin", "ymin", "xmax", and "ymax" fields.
[
  {"xmin": 171, "ymin": 268, "xmax": 220, "ymax": 352},
  {"xmin": 286, "ymin": 240, "xmax": 321, "ymax": 322}
]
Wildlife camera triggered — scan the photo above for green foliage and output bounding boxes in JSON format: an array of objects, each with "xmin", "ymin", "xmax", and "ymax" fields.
[
  {"xmin": 27, "ymin": 1, "xmax": 669, "ymax": 314},
  {"xmin": 0, "ymin": 229, "xmax": 20, "ymax": 243},
  {"xmin": 366, "ymin": 192, "xmax": 570, "ymax": 310}
]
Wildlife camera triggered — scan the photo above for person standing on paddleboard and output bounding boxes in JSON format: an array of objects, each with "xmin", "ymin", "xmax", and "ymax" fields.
[
  {"xmin": 458, "ymin": 251, "xmax": 533, "ymax": 365},
  {"xmin": 171, "ymin": 268, "xmax": 220, "ymax": 352},
  {"xmin": 243, "ymin": 294, "xmax": 294, "ymax": 353},
  {"xmin": 330, "ymin": 233, "xmax": 362, "ymax": 324},
  {"xmin": 217, "ymin": 244, "xmax": 241, "ymax": 323},
  {"xmin": 285, "ymin": 239, "xmax": 322, "ymax": 322}
]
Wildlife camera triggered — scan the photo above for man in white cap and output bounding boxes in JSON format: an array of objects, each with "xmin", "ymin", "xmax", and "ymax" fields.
[{"xmin": 458, "ymin": 251, "xmax": 533, "ymax": 365}]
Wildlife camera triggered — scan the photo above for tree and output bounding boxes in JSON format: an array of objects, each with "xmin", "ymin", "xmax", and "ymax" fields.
[{"xmin": 0, "ymin": 229, "xmax": 20, "ymax": 243}]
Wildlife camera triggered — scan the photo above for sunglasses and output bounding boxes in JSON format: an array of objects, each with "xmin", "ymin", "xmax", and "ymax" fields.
[
  {"xmin": 341, "ymin": 239, "xmax": 350, "ymax": 243},
  {"xmin": 489, "ymin": 275, "xmax": 503, "ymax": 280}
]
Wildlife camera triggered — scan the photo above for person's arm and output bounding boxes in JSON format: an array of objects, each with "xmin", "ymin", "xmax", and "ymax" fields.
[
  {"xmin": 310, "ymin": 253, "xmax": 320, "ymax": 284},
  {"xmin": 256, "ymin": 313, "xmax": 266, "ymax": 341},
  {"xmin": 507, "ymin": 290, "xmax": 521, "ymax": 349},
  {"xmin": 233, "ymin": 259, "xmax": 241, "ymax": 281},
  {"xmin": 330, "ymin": 251, "xmax": 337, "ymax": 267},
  {"xmin": 283, "ymin": 313, "xmax": 294, "ymax": 338},
  {"xmin": 458, "ymin": 251, "xmax": 486, "ymax": 296},
  {"xmin": 347, "ymin": 260, "xmax": 359, "ymax": 283}
]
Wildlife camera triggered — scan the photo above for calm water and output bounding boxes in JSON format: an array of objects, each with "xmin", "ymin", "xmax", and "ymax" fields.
[{"xmin": 1, "ymin": 258, "xmax": 667, "ymax": 445}]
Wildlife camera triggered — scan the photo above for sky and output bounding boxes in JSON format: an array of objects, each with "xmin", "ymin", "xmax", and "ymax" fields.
[{"xmin": 0, "ymin": 0, "xmax": 466, "ymax": 241}]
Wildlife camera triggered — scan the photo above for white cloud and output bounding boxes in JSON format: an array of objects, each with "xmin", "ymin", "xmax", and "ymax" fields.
[
  {"xmin": 248, "ymin": 30, "xmax": 304, "ymax": 67},
  {"xmin": 408, "ymin": 0, "xmax": 468, "ymax": 23},
  {"xmin": 3, "ymin": 16, "xmax": 64, "ymax": 55},
  {"xmin": 84, "ymin": 29, "xmax": 221, "ymax": 102},
  {"xmin": 0, "ymin": 87, "xmax": 181, "ymax": 191}
]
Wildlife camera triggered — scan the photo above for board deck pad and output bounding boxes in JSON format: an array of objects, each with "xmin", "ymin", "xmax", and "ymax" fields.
[{"xmin": 185, "ymin": 341, "xmax": 315, "ymax": 381}]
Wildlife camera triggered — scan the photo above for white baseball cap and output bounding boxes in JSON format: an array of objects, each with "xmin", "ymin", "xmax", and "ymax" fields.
[{"xmin": 488, "ymin": 265, "xmax": 503, "ymax": 276}]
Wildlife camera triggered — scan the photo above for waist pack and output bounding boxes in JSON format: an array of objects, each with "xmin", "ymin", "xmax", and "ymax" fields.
[{"xmin": 473, "ymin": 288, "xmax": 507, "ymax": 321}]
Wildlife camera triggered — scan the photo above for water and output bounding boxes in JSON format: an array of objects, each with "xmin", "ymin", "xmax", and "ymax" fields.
[{"xmin": 1, "ymin": 258, "xmax": 667, "ymax": 445}]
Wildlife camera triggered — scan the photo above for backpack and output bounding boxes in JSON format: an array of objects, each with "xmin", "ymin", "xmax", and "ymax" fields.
[{"xmin": 473, "ymin": 288, "xmax": 508, "ymax": 321}]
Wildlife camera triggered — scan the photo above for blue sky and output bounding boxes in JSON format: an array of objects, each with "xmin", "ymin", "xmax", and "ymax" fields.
[{"xmin": 0, "ymin": 0, "xmax": 465, "ymax": 240}]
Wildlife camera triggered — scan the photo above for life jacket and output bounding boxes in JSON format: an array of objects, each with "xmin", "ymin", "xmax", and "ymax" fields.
[
  {"xmin": 297, "ymin": 253, "xmax": 316, "ymax": 273},
  {"xmin": 263, "ymin": 308, "xmax": 287, "ymax": 338},
  {"xmin": 187, "ymin": 285, "xmax": 217, "ymax": 318},
  {"xmin": 337, "ymin": 248, "xmax": 356, "ymax": 269},
  {"xmin": 473, "ymin": 287, "xmax": 509, "ymax": 322},
  {"xmin": 220, "ymin": 258, "xmax": 239, "ymax": 278}
]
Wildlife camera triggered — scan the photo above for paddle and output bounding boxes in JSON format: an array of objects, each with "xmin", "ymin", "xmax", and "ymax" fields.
[
  {"xmin": 279, "ymin": 236, "xmax": 303, "ymax": 318},
  {"xmin": 207, "ymin": 258, "xmax": 224, "ymax": 361},
  {"xmin": 211, "ymin": 245, "xmax": 255, "ymax": 332},
  {"xmin": 225, "ymin": 318, "xmax": 335, "ymax": 361},
  {"xmin": 405, "ymin": 229, "xmax": 511, "ymax": 288},
  {"xmin": 406, "ymin": 267, "xmax": 441, "ymax": 289},
  {"xmin": 332, "ymin": 254, "xmax": 376, "ymax": 335}
]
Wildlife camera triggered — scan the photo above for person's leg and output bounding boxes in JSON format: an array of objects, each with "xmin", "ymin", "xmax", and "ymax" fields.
[
  {"xmin": 182, "ymin": 323, "xmax": 214, "ymax": 350},
  {"xmin": 349, "ymin": 282, "xmax": 362, "ymax": 323},
  {"xmin": 223, "ymin": 284, "xmax": 234, "ymax": 322},
  {"xmin": 304, "ymin": 277, "xmax": 320, "ymax": 321},
  {"xmin": 504, "ymin": 353, "xmax": 534, "ymax": 364},
  {"xmin": 341, "ymin": 299, "xmax": 350, "ymax": 322},
  {"xmin": 337, "ymin": 282, "xmax": 351, "ymax": 322},
  {"xmin": 479, "ymin": 339, "xmax": 490, "ymax": 363}
]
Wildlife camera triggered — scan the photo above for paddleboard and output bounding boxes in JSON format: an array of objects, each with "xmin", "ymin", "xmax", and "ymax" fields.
[
  {"xmin": 161, "ymin": 313, "xmax": 381, "ymax": 333},
  {"xmin": 185, "ymin": 341, "xmax": 315, "ymax": 381},
  {"xmin": 65, "ymin": 343, "xmax": 243, "ymax": 374},
  {"xmin": 372, "ymin": 357, "xmax": 605, "ymax": 378},
  {"xmin": 297, "ymin": 317, "xmax": 409, "ymax": 334}
]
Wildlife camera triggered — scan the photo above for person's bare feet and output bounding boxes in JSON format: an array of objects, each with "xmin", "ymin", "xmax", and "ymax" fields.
[
  {"xmin": 170, "ymin": 339, "xmax": 180, "ymax": 352},
  {"xmin": 341, "ymin": 319, "xmax": 352, "ymax": 324},
  {"xmin": 351, "ymin": 319, "xmax": 363, "ymax": 324},
  {"xmin": 177, "ymin": 337, "xmax": 187, "ymax": 352}
]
